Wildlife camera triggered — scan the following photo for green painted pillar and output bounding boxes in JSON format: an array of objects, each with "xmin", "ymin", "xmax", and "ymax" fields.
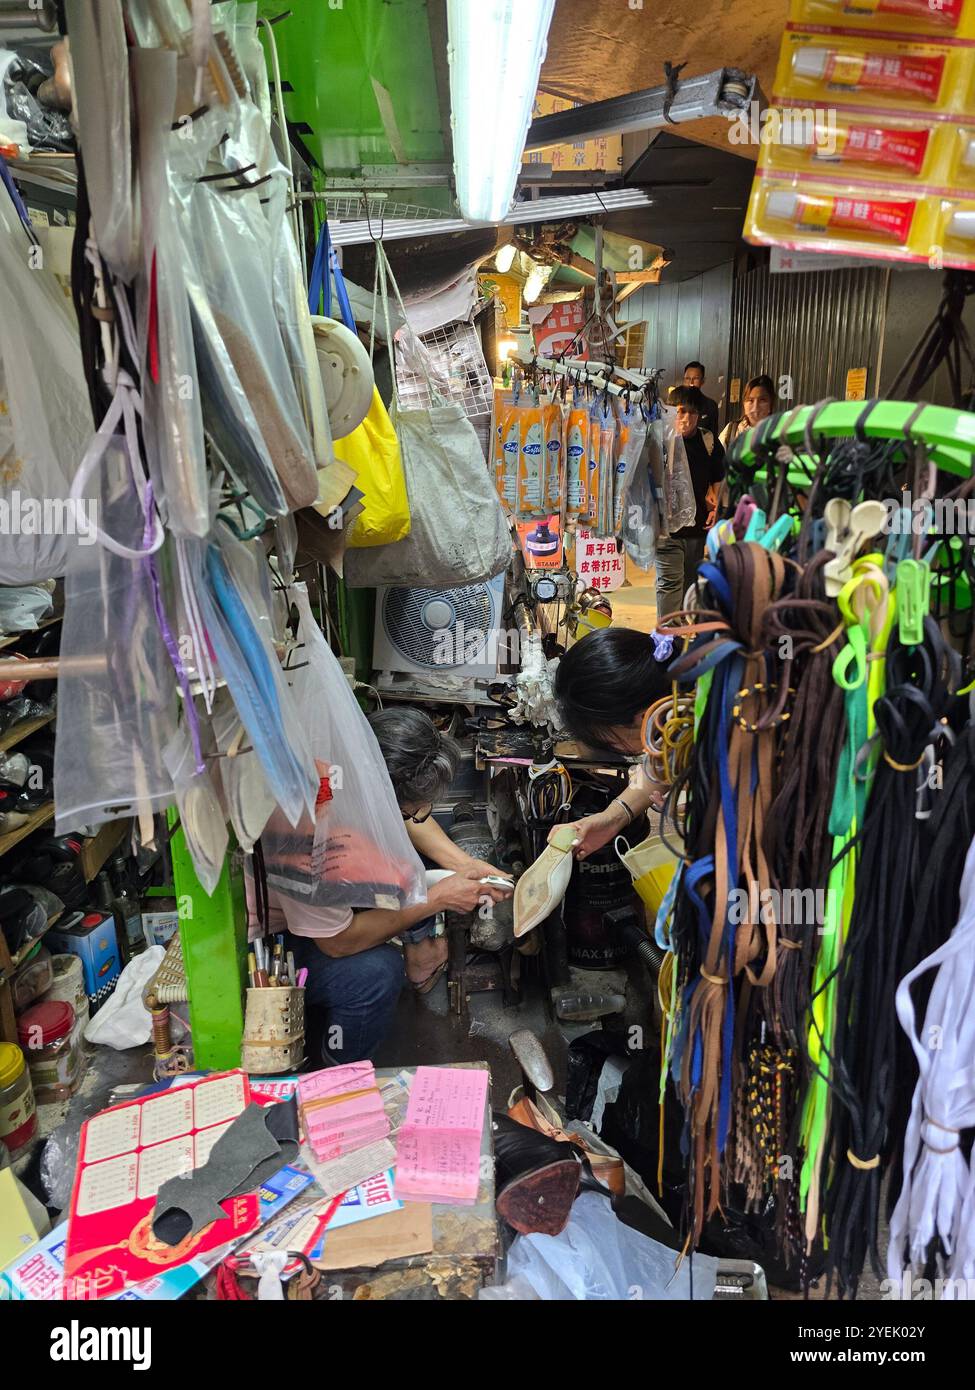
[
  {"xmin": 169, "ymin": 815, "xmax": 248, "ymax": 1072},
  {"xmin": 336, "ymin": 578, "xmax": 375, "ymax": 684}
]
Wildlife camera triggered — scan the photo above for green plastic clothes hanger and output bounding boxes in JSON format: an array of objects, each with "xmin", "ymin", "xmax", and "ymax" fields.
[{"xmin": 728, "ymin": 400, "xmax": 975, "ymax": 481}]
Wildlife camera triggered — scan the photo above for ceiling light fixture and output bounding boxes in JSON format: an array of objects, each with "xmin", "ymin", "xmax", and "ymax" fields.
[
  {"xmin": 495, "ymin": 242, "xmax": 517, "ymax": 274},
  {"xmin": 446, "ymin": 0, "xmax": 556, "ymax": 224}
]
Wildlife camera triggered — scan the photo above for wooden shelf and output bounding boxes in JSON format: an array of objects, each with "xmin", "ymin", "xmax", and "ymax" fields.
[
  {"xmin": 80, "ymin": 819, "xmax": 130, "ymax": 884},
  {"xmin": 0, "ymin": 802, "xmax": 54, "ymax": 860},
  {"xmin": 0, "ymin": 712, "xmax": 55, "ymax": 755}
]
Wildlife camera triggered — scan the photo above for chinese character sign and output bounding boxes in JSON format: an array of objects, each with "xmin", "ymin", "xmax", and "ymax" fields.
[{"xmin": 576, "ymin": 528, "xmax": 627, "ymax": 593}]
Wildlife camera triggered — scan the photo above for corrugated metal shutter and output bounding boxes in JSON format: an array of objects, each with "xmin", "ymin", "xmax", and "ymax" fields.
[{"xmin": 728, "ymin": 262, "xmax": 889, "ymax": 424}]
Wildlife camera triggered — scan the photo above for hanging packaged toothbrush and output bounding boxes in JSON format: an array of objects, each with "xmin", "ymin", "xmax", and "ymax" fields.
[
  {"xmin": 564, "ymin": 387, "xmax": 591, "ymax": 519},
  {"xmin": 543, "ymin": 399, "xmax": 565, "ymax": 514},
  {"xmin": 745, "ymin": 0, "xmax": 975, "ymax": 267},
  {"xmin": 515, "ymin": 394, "xmax": 547, "ymax": 518}
]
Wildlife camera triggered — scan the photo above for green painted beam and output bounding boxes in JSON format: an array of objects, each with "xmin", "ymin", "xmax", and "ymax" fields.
[{"xmin": 258, "ymin": 0, "xmax": 448, "ymax": 174}]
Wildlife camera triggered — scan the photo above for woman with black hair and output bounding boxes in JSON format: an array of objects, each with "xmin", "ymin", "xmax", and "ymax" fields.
[{"xmin": 549, "ymin": 627, "xmax": 673, "ymax": 859}]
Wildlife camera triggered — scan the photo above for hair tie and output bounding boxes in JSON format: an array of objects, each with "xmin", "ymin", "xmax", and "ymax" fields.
[{"xmin": 651, "ymin": 631, "xmax": 674, "ymax": 663}]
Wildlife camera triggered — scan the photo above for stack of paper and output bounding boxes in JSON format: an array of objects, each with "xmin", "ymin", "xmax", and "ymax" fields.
[
  {"xmin": 298, "ymin": 1062, "xmax": 389, "ymax": 1162},
  {"xmin": 394, "ymin": 1066, "xmax": 488, "ymax": 1206}
]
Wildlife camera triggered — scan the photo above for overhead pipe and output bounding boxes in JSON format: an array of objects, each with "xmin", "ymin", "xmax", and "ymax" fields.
[{"xmin": 0, "ymin": 1, "xmax": 57, "ymax": 31}]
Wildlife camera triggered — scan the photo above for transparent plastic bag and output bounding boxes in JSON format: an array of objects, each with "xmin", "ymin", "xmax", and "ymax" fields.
[
  {"xmin": 266, "ymin": 173, "xmax": 333, "ymax": 467},
  {"xmin": 506, "ymin": 1191, "xmax": 718, "ymax": 1301},
  {"xmin": 174, "ymin": 115, "xmax": 319, "ymax": 510},
  {"xmin": 210, "ymin": 686, "xmax": 276, "ymax": 853},
  {"xmin": 621, "ymin": 421, "xmax": 661, "ymax": 571},
  {"xmin": 661, "ymin": 410, "xmax": 697, "ymax": 535},
  {"xmin": 189, "ymin": 536, "xmax": 317, "ymax": 829},
  {"xmin": 612, "ymin": 399, "xmax": 650, "ymax": 533},
  {"xmin": 257, "ymin": 584, "xmax": 426, "ymax": 912},
  {"xmin": 134, "ymin": 46, "xmax": 210, "ymax": 537},
  {"xmin": 0, "ymin": 195, "xmax": 92, "ymax": 583},
  {"xmin": 53, "ymin": 436, "xmax": 179, "ymax": 833},
  {"xmin": 168, "ymin": 109, "xmax": 287, "ymax": 516},
  {"xmin": 65, "ymin": 0, "xmax": 139, "ymax": 281},
  {"xmin": 0, "ymin": 585, "xmax": 53, "ymax": 633},
  {"xmin": 162, "ymin": 726, "xmax": 228, "ymax": 896}
]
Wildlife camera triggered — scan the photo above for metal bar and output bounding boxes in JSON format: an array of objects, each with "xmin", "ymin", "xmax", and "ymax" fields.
[
  {"xmin": 0, "ymin": 1, "xmax": 56, "ymax": 30},
  {"xmin": 326, "ymin": 189, "xmax": 654, "ymax": 246},
  {"xmin": 524, "ymin": 68, "xmax": 756, "ymax": 150}
]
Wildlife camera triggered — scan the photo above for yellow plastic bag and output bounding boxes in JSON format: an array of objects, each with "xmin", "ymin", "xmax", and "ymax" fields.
[{"xmin": 334, "ymin": 387, "xmax": 411, "ymax": 548}]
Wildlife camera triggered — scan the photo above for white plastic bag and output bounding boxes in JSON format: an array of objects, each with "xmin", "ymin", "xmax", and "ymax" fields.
[
  {"xmin": 0, "ymin": 194, "xmax": 92, "ymax": 583},
  {"xmin": 257, "ymin": 585, "xmax": 426, "ymax": 911},
  {"xmin": 505, "ymin": 1192, "xmax": 718, "ymax": 1300},
  {"xmin": 83, "ymin": 947, "xmax": 165, "ymax": 1048}
]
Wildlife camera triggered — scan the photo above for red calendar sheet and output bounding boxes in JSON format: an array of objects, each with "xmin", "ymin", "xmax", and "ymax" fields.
[{"xmin": 64, "ymin": 1071, "xmax": 260, "ymax": 1300}]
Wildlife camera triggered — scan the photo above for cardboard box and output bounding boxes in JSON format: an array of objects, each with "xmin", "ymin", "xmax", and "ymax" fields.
[{"xmin": 44, "ymin": 912, "xmax": 120, "ymax": 1010}]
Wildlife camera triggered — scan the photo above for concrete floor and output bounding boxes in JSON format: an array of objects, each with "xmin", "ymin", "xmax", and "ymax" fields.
[{"xmin": 610, "ymin": 556, "xmax": 658, "ymax": 634}]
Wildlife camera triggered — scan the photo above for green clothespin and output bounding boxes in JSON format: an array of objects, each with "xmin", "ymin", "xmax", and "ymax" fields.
[{"xmin": 897, "ymin": 558, "xmax": 931, "ymax": 647}]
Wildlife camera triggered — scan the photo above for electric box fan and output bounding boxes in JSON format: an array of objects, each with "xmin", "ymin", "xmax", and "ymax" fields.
[{"xmin": 373, "ymin": 576, "xmax": 506, "ymax": 680}]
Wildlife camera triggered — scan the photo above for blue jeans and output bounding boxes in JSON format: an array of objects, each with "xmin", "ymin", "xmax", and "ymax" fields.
[{"xmin": 287, "ymin": 932, "xmax": 405, "ymax": 1066}]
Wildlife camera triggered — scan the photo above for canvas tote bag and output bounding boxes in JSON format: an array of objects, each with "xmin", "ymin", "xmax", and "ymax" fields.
[{"xmin": 344, "ymin": 240, "xmax": 510, "ymax": 589}]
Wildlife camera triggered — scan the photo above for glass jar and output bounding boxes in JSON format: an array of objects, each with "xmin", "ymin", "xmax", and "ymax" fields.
[
  {"xmin": 16, "ymin": 1000, "xmax": 81, "ymax": 1104},
  {"xmin": 0, "ymin": 1041, "xmax": 37, "ymax": 1154}
]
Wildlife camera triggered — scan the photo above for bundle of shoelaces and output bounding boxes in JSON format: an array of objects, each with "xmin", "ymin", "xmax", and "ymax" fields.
[{"xmin": 654, "ymin": 398, "xmax": 975, "ymax": 1297}]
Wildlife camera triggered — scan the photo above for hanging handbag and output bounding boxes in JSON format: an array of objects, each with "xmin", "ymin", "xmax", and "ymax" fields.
[{"xmin": 308, "ymin": 220, "xmax": 410, "ymax": 549}]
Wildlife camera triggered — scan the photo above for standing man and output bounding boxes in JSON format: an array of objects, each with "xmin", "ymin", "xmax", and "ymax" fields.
[
  {"xmin": 681, "ymin": 361, "xmax": 720, "ymax": 438},
  {"xmin": 655, "ymin": 386, "xmax": 726, "ymax": 621}
]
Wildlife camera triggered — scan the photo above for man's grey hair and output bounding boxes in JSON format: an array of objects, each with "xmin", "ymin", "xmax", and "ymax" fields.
[{"xmin": 367, "ymin": 707, "xmax": 459, "ymax": 808}]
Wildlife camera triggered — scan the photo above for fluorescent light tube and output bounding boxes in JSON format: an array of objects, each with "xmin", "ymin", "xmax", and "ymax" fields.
[
  {"xmin": 447, "ymin": 0, "xmax": 556, "ymax": 224},
  {"xmin": 495, "ymin": 242, "xmax": 517, "ymax": 273}
]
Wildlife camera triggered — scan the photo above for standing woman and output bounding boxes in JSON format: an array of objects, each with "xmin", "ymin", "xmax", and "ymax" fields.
[{"xmin": 719, "ymin": 374, "xmax": 776, "ymax": 450}]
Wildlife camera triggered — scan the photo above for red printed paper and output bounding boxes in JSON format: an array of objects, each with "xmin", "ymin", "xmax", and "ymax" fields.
[{"xmin": 64, "ymin": 1071, "xmax": 259, "ymax": 1300}]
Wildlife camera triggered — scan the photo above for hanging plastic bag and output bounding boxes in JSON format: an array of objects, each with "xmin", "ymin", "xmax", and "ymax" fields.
[
  {"xmin": 170, "ymin": 110, "xmax": 318, "ymax": 512},
  {"xmin": 210, "ymin": 687, "xmax": 276, "ymax": 853},
  {"xmin": 163, "ymin": 726, "xmax": 228, "ymax": 896},
  {"xmin": 612, "ymin": 399, "xmax": 650, "ymax": 534},
  {"xmin": 257, "ymin": 585, "xmax": 426, "ymax": 911},
  {"xmin": 660, "ymin": 409, "xmax": 697, "ymax": 535},
  {"xmin": 335, "ymin": 389, "xmax": 410, "ymax": 548},
  {"xmin": 189, "ymin": 534, "xmax": 317, "ymax": 831},
  {"xmin": 308, "ymin": 222, "xmax": 409, "ymax": 548},
  {"xmin": 65, "ymin": 0, "xmax": 139, "ymax": 281},
  {"xmin": 620, "ymin": 438, "xmax": 658, "ymax": 572},
  {"xmin": 344, "ymin": 241, "xmax": 509, "ymax": 588},
  {"xmin": 134, "ymin": 46, "xmax": 210, "ymax": 538},
  {"xmin": 0, "ymin": 195, "xmax": 92, "ymax": 584},
  {"xmin": 53, "ymin": 438, "xmax": 179, "ymax": 834}
]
